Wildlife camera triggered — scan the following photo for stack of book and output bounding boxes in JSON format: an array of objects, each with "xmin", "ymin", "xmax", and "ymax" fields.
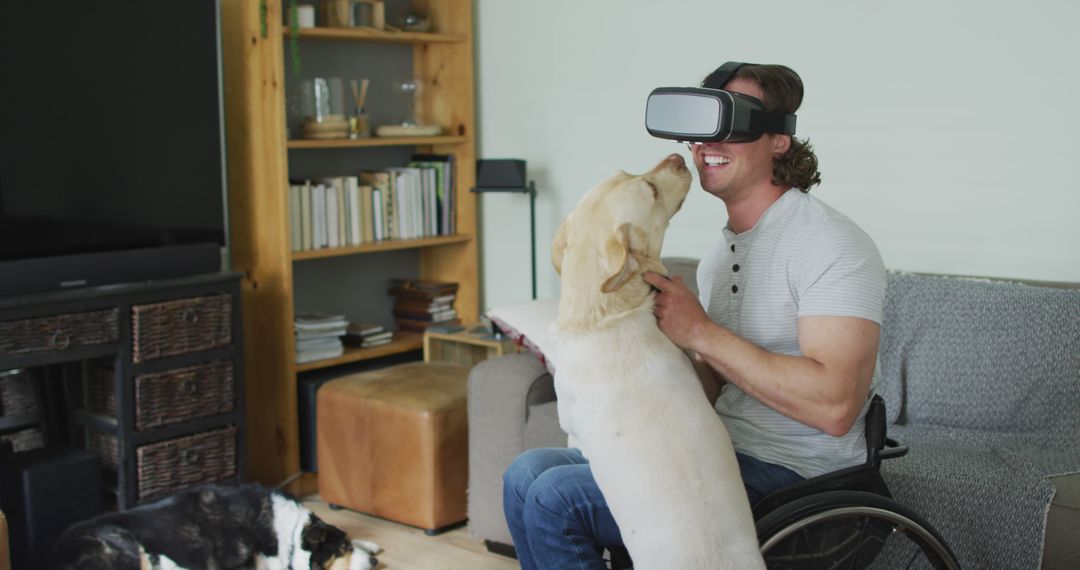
[
  {"xmin": 294, "ymin": 312, "xmax": 348, "ymax": 364},
  {"xmin": 388, "ymin": 279, "xmax": 461, "ymax": 333},
  {"xmin": 343, "ymin": 321, "xmax": 394, "ymax": 349}
]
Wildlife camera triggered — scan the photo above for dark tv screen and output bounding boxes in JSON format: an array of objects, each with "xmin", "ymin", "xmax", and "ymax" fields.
[{"xmin": 0, "ymin": 0, "xmax": 226, "ymax": 263}]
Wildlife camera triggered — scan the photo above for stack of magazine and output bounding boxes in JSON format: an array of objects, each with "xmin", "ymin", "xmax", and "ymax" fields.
[
  {"xmin": 344, "ymin": 321, "xmax": 394, "ymax": 348},
  {"xmin": 294, "ymin": 312, "xmax": 348, "ymax": 364}
]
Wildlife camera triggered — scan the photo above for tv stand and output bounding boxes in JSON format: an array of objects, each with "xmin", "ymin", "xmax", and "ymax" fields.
[{"xmin": 0, "ymin": 272, "xmax": 245, "ymax": 509}]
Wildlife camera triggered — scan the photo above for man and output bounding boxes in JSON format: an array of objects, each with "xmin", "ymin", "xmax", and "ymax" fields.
[{"xmin": 502, "ymin": 63, "xmax": 886, "ymax": 569}]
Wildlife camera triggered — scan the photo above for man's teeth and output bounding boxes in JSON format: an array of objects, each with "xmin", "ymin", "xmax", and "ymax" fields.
[{"xmin": 704, "ymin": 156, "xmax": 730, "ymax": 166}]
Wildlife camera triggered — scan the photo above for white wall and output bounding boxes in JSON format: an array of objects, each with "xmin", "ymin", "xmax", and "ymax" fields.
[{"xmin": 474, "ymin": 0, "xmax": 1080, "ymax": 310}]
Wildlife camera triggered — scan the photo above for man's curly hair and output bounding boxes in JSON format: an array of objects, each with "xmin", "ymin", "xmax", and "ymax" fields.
[{"xmin": 730, "ymin": 65, "xmax": 822, "ymax": 192}]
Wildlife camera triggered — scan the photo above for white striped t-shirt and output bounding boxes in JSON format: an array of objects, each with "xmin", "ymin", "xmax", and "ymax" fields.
[{"xmin": 698, "ymin": 188, "xmax": 886, "ymax": 478}]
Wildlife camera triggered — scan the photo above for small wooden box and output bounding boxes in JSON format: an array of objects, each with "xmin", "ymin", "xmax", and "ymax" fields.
[{"xmin": 423, "ymin": 327, "xmax": 517, "ymax": 368}]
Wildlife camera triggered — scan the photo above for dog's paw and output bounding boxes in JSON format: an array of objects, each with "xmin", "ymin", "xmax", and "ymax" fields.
[{"xmin": 352, "ymin": 539, "xmax": 381, "ymax": 555}]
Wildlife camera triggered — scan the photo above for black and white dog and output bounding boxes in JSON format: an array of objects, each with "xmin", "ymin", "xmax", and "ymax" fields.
[{"xmin": 48, "ymin": 483, "xmax": 380, "ymax": 570}]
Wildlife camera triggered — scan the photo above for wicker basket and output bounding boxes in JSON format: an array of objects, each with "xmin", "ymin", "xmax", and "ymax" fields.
[
  {"xmin": 88, "ymin": 360, "xmax": 234, "ymax": 431},
  {"xmin": 131, "ymin": 294, "xmax": 232, "ymax": 363},
  {"xmin": 86, "ymin": 426, "xmax": 237, "ymax": 500},
  {"xmin": 137, "ymin": 426, "xmax": 237, "ymax": 500},
  {"xmin": 1, "ymin": 427, "xmax": 45, "ymax": 452},
  {"xmin": 86, "ymin": 364, "xmax": 117, "ymax": 418},
  {"xmin": 0, "ymin": 368, "xmax": 38, "ymax": 415},
  {"xmin": 0, "ymin": 309, "xmax": 119, "ymax": 358},
  {"xmin": 86, "ymin": 429, "xmax": 119, "ymax": 468}
]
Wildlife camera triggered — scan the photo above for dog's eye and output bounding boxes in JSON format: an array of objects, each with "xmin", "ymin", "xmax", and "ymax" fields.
[{"xmin": 644, "ymin": 180, "xmax": 659, "ymax": 199}]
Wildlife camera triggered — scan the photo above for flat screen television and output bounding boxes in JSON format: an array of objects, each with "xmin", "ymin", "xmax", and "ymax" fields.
[{"xmin": 0, "ymin": 0, "xmax": 228, "ymax": 298}]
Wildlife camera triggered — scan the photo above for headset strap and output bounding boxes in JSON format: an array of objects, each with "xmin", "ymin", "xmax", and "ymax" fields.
[
  {"xmin": 701, "ymin": 61, "xmax": 749, "ymax": 90},
  {"xmin": 704, "ymin": 61, "xmax": 797, "ymax": 135}
]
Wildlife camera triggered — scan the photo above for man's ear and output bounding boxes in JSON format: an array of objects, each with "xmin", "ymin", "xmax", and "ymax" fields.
[
  {"xmin": 551, "ymin": 215, "xmax": 571, "ymax": 275},
  {"xmin": 601, "ymin": 222, "xmax": 643, "ymax": 293},
  {"xmin": 773, "ymin": 134, "xmax": 792, "ymax": 156}
]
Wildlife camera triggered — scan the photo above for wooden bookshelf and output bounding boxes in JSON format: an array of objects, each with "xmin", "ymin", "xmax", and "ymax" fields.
[{"xmin": 222, "ymin": 0, "xmax": 478, "ymax": 495}]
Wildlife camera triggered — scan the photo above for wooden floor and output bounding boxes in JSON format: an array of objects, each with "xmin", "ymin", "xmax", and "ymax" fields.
[{"xmin": 303, "ymin": 495, "xmax": 519, "ymax": 570}]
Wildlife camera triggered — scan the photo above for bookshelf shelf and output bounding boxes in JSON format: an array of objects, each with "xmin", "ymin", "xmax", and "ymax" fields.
[
  {"xmin": 286, "ymin": 135, "xmax": 468, "ymax": 150},
  {"xmin": 292, "ymin": 234, "xmax": 472, "ymax": 261},
  {"xmin": 284, "ymin": 27, "xmax": 466, "ymax": 45},
  {"xmin": 294, "ymin": 332, "xmax": 423, "ymax": 372}
]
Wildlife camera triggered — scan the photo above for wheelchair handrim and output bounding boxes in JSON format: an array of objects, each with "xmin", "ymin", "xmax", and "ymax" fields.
[{"xmin": 759, "ymin": 505, "xmax": 959, "ymax": 570}]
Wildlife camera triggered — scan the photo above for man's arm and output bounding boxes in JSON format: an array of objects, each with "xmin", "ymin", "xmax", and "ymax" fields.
[
  {"xmin": 688, "ymin": 351, "xmax": 724, "ymax": 406},
  {"xmin": 645, "ymin": 272, "xmax": 879, "ymax": 437}
]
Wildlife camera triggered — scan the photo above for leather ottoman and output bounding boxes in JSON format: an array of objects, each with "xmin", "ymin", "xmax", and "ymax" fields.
[{"xmin": 317, "ymin": 362, "xmax": 470, "ymax": 533}]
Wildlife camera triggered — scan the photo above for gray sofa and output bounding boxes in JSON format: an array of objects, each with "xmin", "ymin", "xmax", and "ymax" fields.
[{"xmin": 467, "ymin": 261, "xmax": 1080, "ymax": 569}]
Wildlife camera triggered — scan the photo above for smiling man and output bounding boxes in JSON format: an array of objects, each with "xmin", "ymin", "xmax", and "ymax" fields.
[
  {"xmin": 645, "ymin": 62, "xmax": 887, "ymax": 491},
  {"xmin": 501, "ymin": 63, "xmax": 887, "ymax": 569}
]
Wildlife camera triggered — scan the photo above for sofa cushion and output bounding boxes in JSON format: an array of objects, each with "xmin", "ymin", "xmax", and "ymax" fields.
[{"xmin": 879, "ymin": 272, "xmax": 1080, "ymax": 433}]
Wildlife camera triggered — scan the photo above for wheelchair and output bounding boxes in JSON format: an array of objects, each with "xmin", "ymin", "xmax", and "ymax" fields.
[{"xmin": 609, "ymin": 396, "xmax": 960, "ymax": 569}]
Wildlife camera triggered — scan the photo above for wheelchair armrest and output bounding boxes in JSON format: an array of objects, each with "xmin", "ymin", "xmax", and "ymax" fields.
[{"xmin": 880, "ymin": 437, "xmax": 908, "ymax": 460}]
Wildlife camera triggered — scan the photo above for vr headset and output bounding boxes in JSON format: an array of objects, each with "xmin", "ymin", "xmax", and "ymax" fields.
[{"xmin": 645, "ymin": 61, "xmax": 797, "ymax": 143}]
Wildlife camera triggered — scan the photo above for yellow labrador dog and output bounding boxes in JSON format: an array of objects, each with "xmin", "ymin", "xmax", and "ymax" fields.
[{"xmin": 550, "ymin": 154, "xmax": 764, "ymax": 569}]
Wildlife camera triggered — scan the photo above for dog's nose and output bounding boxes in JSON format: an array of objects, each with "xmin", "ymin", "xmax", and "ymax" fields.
[
  {"xmin": 667, "ymin": 153, "xmax": 685, "ymax": 167},
  {"xmin": 370, "ymin": 555, "xmax": 379, "ymax": 568}
]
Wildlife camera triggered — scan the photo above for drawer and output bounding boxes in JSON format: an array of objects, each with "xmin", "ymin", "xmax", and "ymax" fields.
[
  {"xmin": 87, "ymin": 360, "xmax": 235, "ymax": 431},
  {"xmin": 136, "ymin": 426, "xmax": 237, "ymax": 500},
  {"xmin": 88, "ymin": 361, "xmax": 235, "ymax": 431},
  {"xmin": 0, "ymin": 368, "xmax": 38, "ymax": 415},
  {"xmin": 1, "ymin": 426, "xmax": 45, "ymax": 452},
  {"xmin": 131, "ymin": 294, "xmax": 232, "ymax": 362},
  {"xmin": 0, "ymin": 309, "xmax": 119, "ymax": 358},
  {"xmin": 87, "ymin": 425, "xmax": 238, "ymax": 501}
]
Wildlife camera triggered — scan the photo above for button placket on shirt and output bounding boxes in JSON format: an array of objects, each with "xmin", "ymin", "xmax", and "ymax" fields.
[{"xmin": 730, "ymin": 244, "xmax": 741, "ymax": 295}]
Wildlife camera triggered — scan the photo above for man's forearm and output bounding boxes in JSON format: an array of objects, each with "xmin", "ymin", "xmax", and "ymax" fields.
[
  {"xmin": 689, "ymin": 322, "xmax": 867, "ymax": 437},
  {"xmin": 688, "ymin": 351, "xmax": 724, "ymax": 406}
]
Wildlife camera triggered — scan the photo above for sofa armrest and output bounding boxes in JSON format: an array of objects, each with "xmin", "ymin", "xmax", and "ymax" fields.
[{"xmin": 467, "ymin": 353, "xmax": 553, "ymax": 545}]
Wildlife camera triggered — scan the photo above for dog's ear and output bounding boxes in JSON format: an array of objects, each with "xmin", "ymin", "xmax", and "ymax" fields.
[
  {"xmin": 551, "ymin": 214, "xmax": 571, "ymax": 275},
  {"xmin": 601, "ymin": 222, "xmax": 643, "ymax": 293}
]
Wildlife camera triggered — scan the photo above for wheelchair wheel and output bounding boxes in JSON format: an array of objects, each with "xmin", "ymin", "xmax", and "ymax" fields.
[{"xmin": 757, "ymin": 490, "xmax": 959, "ymax": 570}]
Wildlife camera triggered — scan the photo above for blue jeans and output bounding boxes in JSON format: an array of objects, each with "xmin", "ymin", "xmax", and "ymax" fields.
[{"xmin": 503, "ymin": 447, "xmax": 804, "ymax": 570}]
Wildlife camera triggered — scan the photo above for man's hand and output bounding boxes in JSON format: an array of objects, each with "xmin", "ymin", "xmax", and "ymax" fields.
[{"xmin": 643, "ymin": 271, "xmax": 713, "ymax": 350}]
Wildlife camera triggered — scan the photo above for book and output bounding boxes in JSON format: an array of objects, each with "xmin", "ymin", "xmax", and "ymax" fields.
[
  {"xmin": 426, "ymin": 323, "xmax": 466, "ymax": 334},
  {"xmin": 346, "ymin": 321, "xmax": 384, "ymax": 336},
  {"xmin": 361, "ymin": 170, "xmax": 394, "ymax": 240},
  {"xmin": 335, "ymin": 178, "xmax": 347, "ymax": 246},
  {"xmin": 391, "ymin": 307, "xmax": 457, "ymax": 322},
  {"xmin": 392, "ymin": 299, "xmax": 454, "ymax": 313},
  {"xmin": 301, "ymin": 181, "xmax": 313, "ymax": 250},
  {"xmin": 395, "ymin": 317, "xmax": 462, "ymax": 333},
  {"xmin": 388, "ymin": 278, "xmax": 459, "ymax": 296},
  {"xmin": 347, "ymin": 177, "xmax": 362, "ymax": 245},
  {"xmin": 295, "ymin": 312, "xmax": 348, "ymax": 326},
  {"xmin": 289, "ymin": 184, "xmax": 302, "ymax": 251},
  {"xmin": 359, "ymin": 184, "xmax": 374, "ymax": 243},
  {"xmin": 295, "ymin": 344, "xmax": 344, "ymax": 364},
  {"xmin": 324, "ymin": 181, "xmax": 339, "ymax": 248},
  {"xmin": 343, "ymin": 329, "xmax": 394, "ymax": 348}
]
